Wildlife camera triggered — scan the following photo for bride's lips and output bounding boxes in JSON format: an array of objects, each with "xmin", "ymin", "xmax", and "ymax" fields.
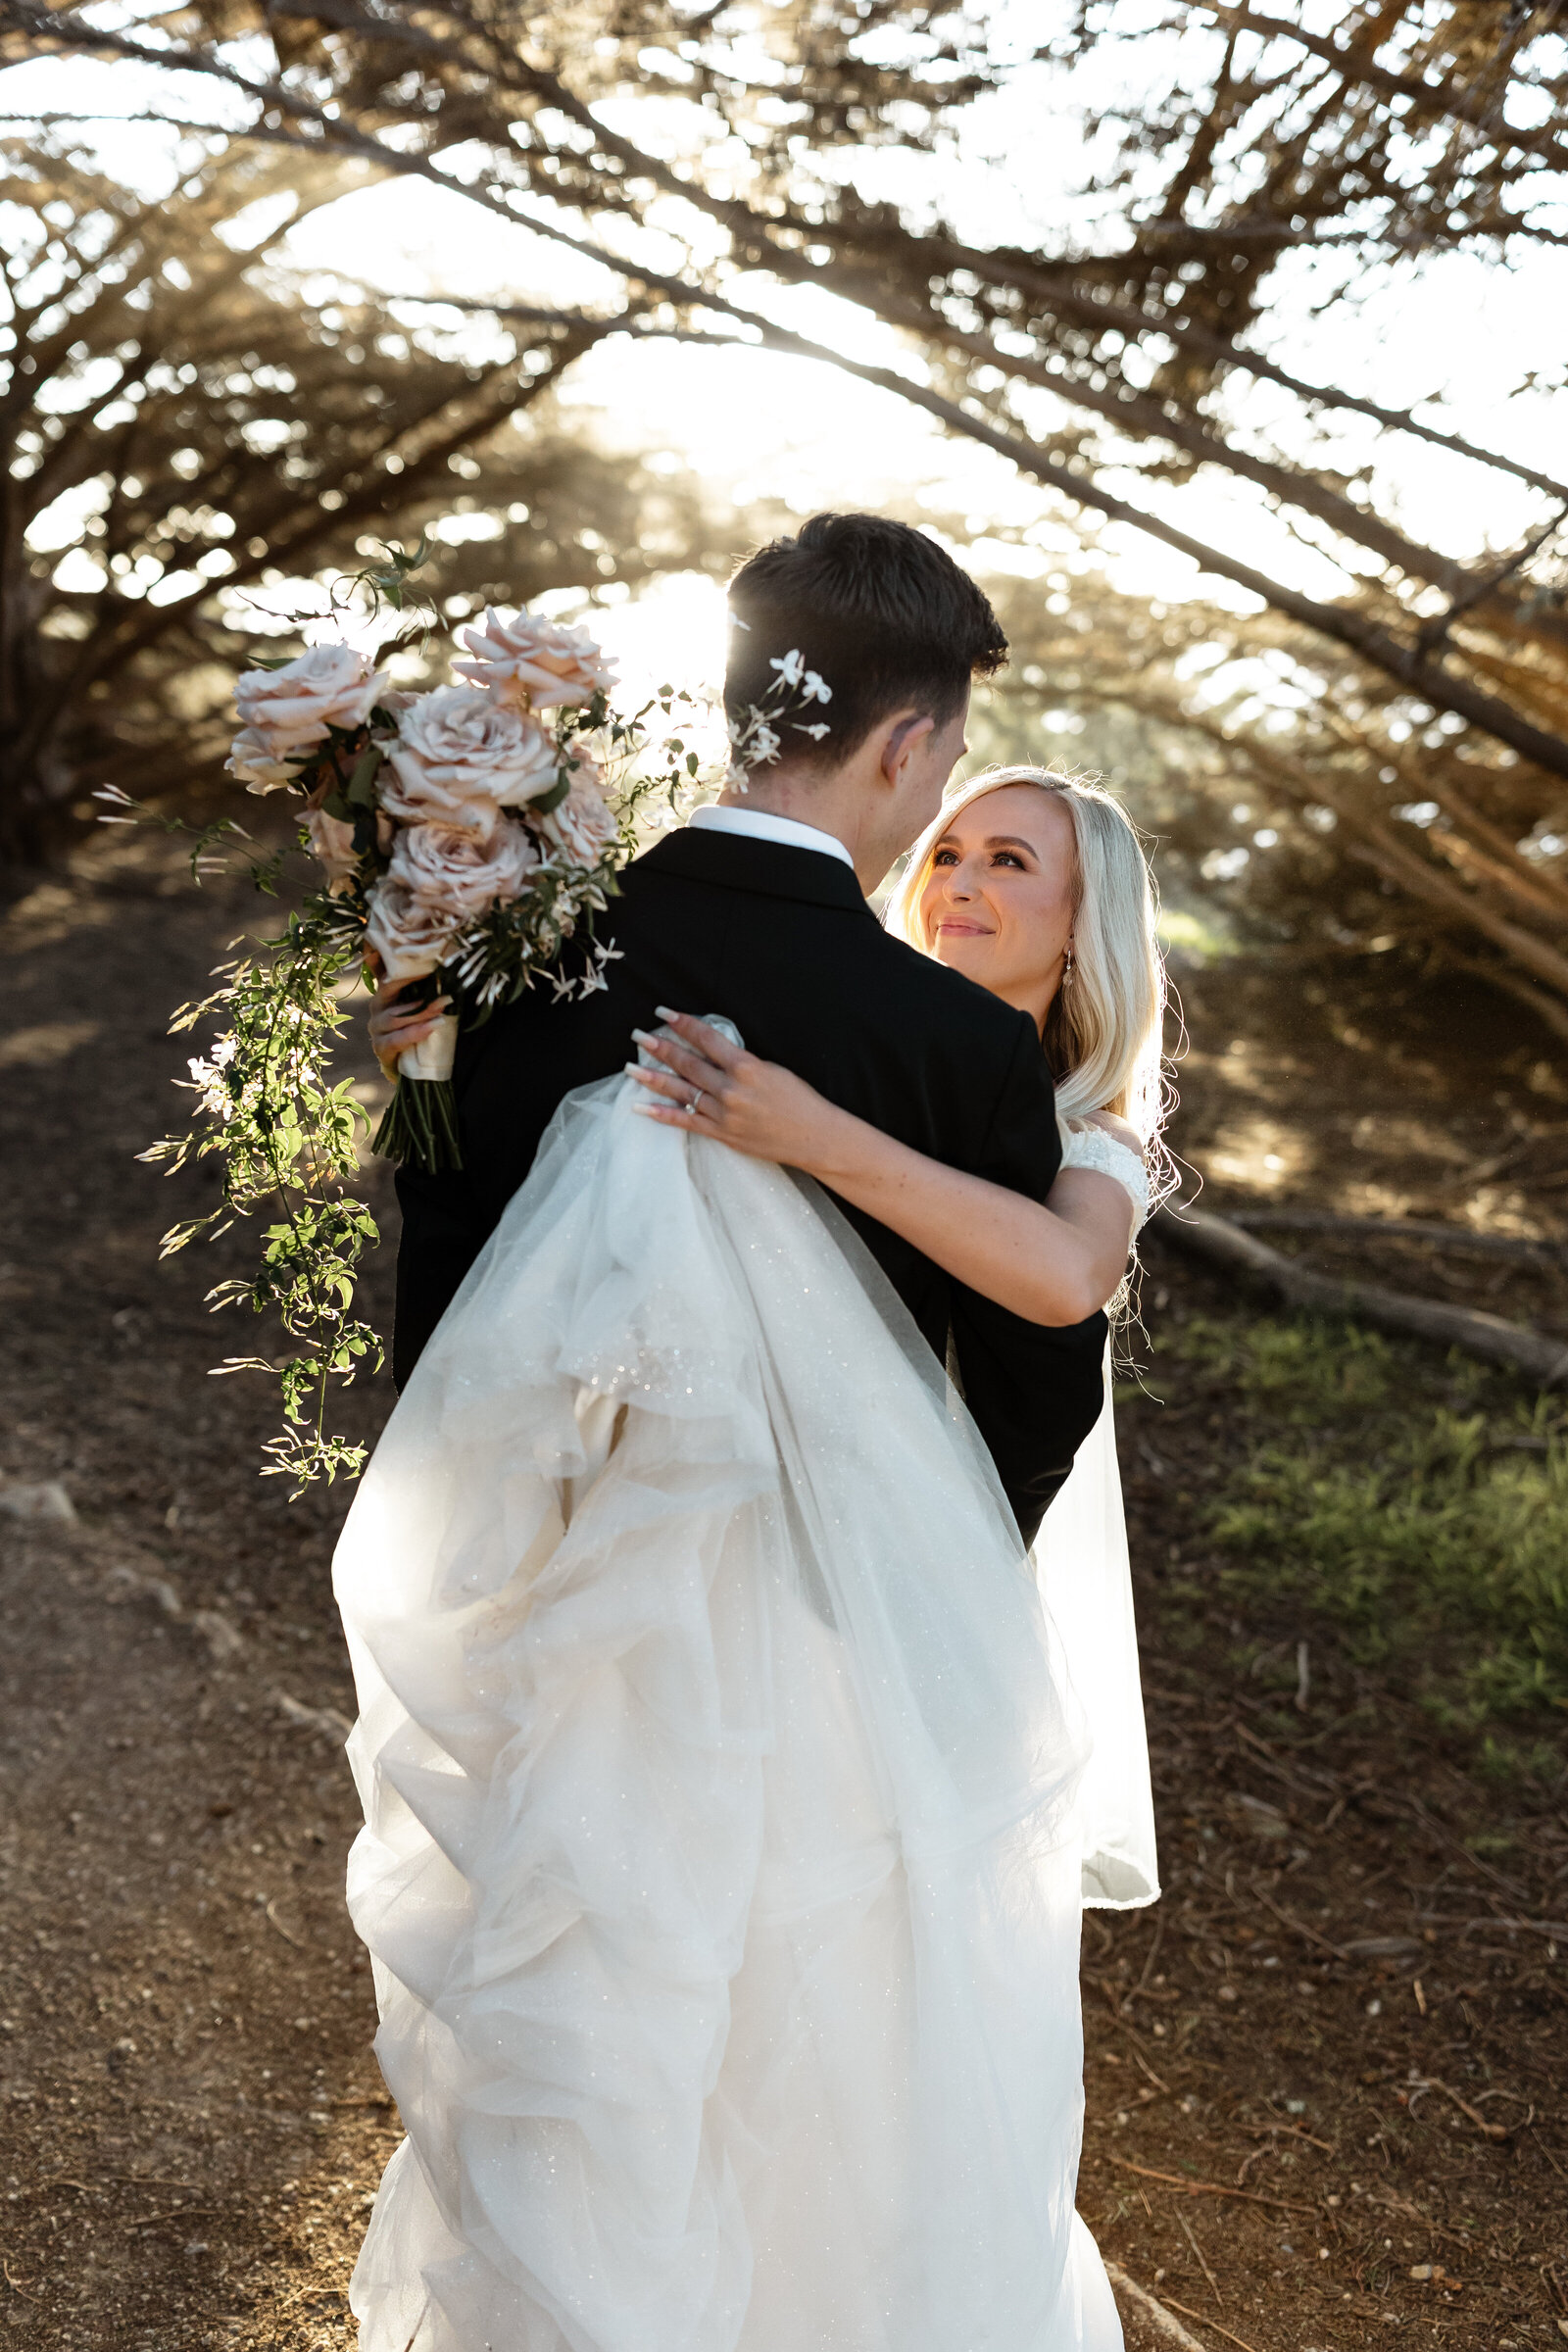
[{"xmin": 933, "ymin": 918, "xmax": 993, "ymax": 938}]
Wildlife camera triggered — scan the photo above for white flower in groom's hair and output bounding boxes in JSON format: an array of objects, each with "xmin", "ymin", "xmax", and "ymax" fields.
[
  {"xmin": 765, "ymin": 650, "xmax": 831, "ymax": 705},
  {"xmin": 454, "ymin": 607, "xmax": 619, "ymax": 711},
  {"xmin": 234, "ymin": 645, "xmax": 386, "ymax": 759},
  {"xmin": 380, "ymin": 687, "xmax": 559, "ymax": 829}
]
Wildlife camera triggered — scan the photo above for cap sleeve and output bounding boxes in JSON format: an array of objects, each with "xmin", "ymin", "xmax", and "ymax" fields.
[{"xmin": 1058, "ymin": 1121, "xmax": 1150, "ymax": 1237}]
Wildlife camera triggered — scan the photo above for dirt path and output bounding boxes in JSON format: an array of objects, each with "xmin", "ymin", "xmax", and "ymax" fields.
[{"xmin": 1, "ymin": 863, "xmax": 1563, "ymax": 2351}]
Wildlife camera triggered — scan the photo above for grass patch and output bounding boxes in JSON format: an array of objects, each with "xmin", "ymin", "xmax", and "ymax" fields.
[{"xmin": 1147, "ymin": 1312, "xmax": 1568, "ymax": 1727}]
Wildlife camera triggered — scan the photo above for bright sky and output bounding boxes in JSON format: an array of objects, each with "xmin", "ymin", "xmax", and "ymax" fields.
[{"xmin": 6, "ymin": 12, "xmax": 1567, "ymax": 714}]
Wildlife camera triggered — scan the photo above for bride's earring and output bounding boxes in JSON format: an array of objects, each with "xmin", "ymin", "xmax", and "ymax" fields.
[{"xmin": 1062, "ymin": 942, "xmax": 1076, "ymax": 985}]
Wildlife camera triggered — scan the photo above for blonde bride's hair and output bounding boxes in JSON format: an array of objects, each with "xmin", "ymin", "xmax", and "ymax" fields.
[{"xmin": 886, "ymin": 765, "xmax": 1177, "ymax": 1207}]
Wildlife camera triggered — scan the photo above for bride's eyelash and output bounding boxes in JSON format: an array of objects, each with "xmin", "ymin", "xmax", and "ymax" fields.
[{"xmin": 931, "ymin": 846, "xmax": 1027, "ymax": 871}]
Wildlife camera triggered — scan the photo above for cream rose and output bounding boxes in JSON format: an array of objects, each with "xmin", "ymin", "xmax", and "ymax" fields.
[
  {"xmin": 307, "ymin": 808, "xmax": 361, "ymax": 896},
  {"xmin": 535, "ymin": 761, "xmax": 618, "ymax": 865},
  {"xmin": 379, "ymin": 687, "xmax": 559, "ymax": 830},
  {"xmin": 364, "ymin": 877, "xmax": 461, "ymax": 984},
  {"xmin": 454, "ymin": 608, "xmax": 619, "ymax": 712},
  {"xmin": 233, "ymin": 645, "xmax": 386, "ymax": 759},
  {"xmin": 225, "ymin": 726, "xmax": 298, "ymax": 796},
  {"xmin": 388, "ymin": 817, "xmax": 538, "ymax": 919}
]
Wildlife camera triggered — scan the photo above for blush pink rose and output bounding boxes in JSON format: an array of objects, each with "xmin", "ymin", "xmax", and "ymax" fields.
[
  {"xmin": 225, "ymin": 727, "xmax": 297, "ymax": 796},
  {"xmin": 379, "ymin": 686, "xmax": 559, "ymax": 830},
  {"xmin": 233, "ymin": 645, "xmax": 386, "ymax": 759},
  {"xmin": 388, "ymin": 817, "xmax": 538, "ymax": 919},
  {"xmin": 454, "ymin": 608, "xmax": 619, "ymax": 712},
  {"xmin": 364, "ymin": 878, "xmax": 461, "ymax": 984},
  {"xmin": 535, "ymin": 760, "xmax": 618, "ymax": 865},
  {"xmin": 307, "ymin": 808, "xmax": 361, "ymax": 896}
]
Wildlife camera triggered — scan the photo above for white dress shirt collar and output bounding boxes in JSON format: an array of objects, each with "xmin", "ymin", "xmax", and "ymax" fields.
[{"xmin": 688, "ymin": 802, "xmax": 855, "ymax": 871}]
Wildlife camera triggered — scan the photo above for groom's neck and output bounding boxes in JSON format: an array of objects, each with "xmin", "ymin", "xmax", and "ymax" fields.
[{"xmin": 716, "ymin": 767, "xmax": 877, "ymax": 889}]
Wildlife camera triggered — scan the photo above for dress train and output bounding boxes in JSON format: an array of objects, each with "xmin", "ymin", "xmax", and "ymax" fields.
[{"xmin": 335, "ymin": 1063, "xmax": 1144, "ymax": 2350}]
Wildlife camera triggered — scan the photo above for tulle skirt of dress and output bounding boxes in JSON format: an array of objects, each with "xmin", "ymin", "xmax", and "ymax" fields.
[{"xmin": 334, "ymin": 1071, "xmax": 1129, "ymax": 2352}]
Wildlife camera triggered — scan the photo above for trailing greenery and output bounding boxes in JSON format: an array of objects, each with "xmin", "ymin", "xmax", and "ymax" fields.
[
  {"xmin": 1148, "ymin": 1313, "xmax": 1568, "ymax": 1727},
  {"xmin": 143, "ymin": 894, "xmax": 382, "ymax": 1492}
]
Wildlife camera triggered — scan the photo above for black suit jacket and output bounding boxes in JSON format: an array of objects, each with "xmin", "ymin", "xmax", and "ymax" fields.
[{"xmin": 392, "ymin": 826, "xmax": 1106, "ymax": 1545}]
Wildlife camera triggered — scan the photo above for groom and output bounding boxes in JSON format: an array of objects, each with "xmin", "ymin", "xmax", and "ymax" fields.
[{"xmin": 382, "ymin": 513, "xmax": 1106, "ymax": 1544}]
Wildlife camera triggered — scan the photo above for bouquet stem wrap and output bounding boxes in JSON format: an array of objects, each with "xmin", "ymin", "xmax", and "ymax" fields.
[{"xmin": 372, "ymin": 1013, "xmax": 462, "ymax": 1173}]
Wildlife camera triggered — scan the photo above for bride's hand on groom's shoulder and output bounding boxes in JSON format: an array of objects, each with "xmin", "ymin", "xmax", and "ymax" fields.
[{"xmin": 628, "ymin": 1011, "xmax": 852, "ymax": 1177}]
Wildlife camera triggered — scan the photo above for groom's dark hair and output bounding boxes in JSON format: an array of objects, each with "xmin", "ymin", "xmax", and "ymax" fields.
[{"xmin": 725, "ymin": 514, "xmax": 1007, "ymax": 771}]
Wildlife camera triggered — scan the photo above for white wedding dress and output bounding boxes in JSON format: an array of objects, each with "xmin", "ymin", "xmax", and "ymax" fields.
[{"xmin": 334, "ymin": 1047, "xmax": 1156, "ymax": 2352}]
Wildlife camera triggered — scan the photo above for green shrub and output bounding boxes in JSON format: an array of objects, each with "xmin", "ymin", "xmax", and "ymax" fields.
[{"xmin": 1160, "ymin": 1315, "xmax": 1568, "ymax": 1724}]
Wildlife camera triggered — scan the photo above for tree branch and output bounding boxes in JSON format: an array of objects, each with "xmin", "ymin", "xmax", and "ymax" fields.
[
  {"xmin": 1152, "ymin": 1204, "xmax": 1568, "ymax": 1388},
  {"xmin": 1199, "ymin": 5, "xmax": 1568, "ymax": 175}
]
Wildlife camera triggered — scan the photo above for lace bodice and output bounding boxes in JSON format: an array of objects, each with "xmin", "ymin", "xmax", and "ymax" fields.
[{"xmin": 1059, "ymin": 1118, "xmax": 1150, "ymax": 1238}]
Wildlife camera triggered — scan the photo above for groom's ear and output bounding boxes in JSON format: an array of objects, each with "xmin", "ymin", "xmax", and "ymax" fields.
[{"xmin": 879, "ymin": 711, "xmax": 936, "ymax": 782}]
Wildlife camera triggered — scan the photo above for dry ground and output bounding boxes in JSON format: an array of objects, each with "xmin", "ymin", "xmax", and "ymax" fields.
[{"xmin": 1, "ymin": 852, "xmax": 1564, "ymax": 2352}]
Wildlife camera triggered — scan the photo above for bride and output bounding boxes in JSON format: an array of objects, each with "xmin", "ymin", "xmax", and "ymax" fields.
[{"xmin": 335, "ymin": 764, "xmax": 1169, "ymax": 2351}]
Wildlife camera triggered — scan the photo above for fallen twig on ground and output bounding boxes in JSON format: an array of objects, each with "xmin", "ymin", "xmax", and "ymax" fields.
[
  {"xmin": 1250, "ymin": 1886, "xmax": 1347, "ymax": 1958},
  {"xmin": 1103, "ymin": 2262, "xmax": 1212, "ymax": 2349},
  {"xmin": 1106, "ymin": 2157, "xmax": 1315, "ymax": 2212},
  {"xmin": 1, "ymin": 2256, "xmax": 36, "ymax": 2301},
  {"xmin": 1159, "ymin": 2288, "xmax": 1265, "ymax": 2352},
  {"xmin": 1179, "ymin": 2210, "xmax": 1225, "ymax": 2304}
]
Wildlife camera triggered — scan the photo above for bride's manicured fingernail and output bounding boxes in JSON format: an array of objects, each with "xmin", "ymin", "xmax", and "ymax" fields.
[{"xmin": 655, "ymin": 1005, "xmax": 682, "ymax": 1023}]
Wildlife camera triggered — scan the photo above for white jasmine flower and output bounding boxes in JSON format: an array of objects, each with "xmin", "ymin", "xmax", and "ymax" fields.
[{"xmin": 185, "ymin": 1055, "xmax": 235, "ymax": 1122}]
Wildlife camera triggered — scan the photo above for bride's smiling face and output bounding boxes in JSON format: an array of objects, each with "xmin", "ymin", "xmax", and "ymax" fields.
[{"xmin": 917, "ymin": 786, "xmax": 1079, "ymax": 1031}]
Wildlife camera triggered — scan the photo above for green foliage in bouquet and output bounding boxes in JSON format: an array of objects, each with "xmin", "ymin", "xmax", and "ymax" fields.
[{"xmin": 143, "ymin": 912, "xmax": 380, "ymax": 1492}]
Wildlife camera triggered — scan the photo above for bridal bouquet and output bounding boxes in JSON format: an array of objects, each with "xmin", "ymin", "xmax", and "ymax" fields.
[
  {"xmin": 228, "ymin": 608, "xmax": 624, "ymax": 1171},
  {"xmin": 123, "ymin": 548, "xmax": 828, "ymax": 1490}
]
